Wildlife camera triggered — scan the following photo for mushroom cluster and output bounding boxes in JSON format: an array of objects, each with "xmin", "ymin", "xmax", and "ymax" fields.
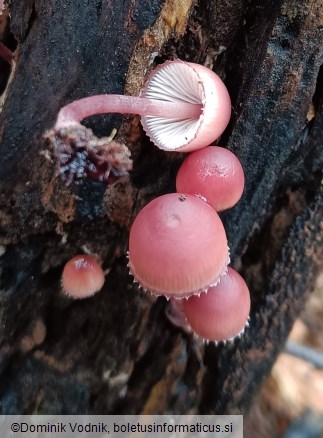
[
  {"xmin": 128, "ymin": 145, "xmax": 250, "ymax": 343},
  {"xmin": 50, "ymin": 59, "xmax": 250, "ymax": 343},
  {"xmin": 127, "ymin": 60, "xmax": 250, "ymax": 343}
]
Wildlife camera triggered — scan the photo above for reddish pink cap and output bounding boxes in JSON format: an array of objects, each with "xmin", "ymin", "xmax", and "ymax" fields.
[
  {"xmin": 128, "ymin": 193, "xmax": 229, "ymax": 298},
  {"xmin": 183, "ymin": 267, "xmax": 250, "ymax": 341},
  {"xmin": 176, "ymin": 146, "xmax": 245, "ymax": 211},
  {"xmin": 62, "ymin": 255, "xmax": 105, "ymax": 299}
]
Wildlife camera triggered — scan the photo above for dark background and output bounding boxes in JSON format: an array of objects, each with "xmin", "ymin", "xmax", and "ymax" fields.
[{"xmin": 0, "ymin": 0, "xmax": 322, "ymax": 417}]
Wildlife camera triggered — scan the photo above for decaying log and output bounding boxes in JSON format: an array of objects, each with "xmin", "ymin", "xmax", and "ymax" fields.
[{"xmin": 0, "ymin": 0, "xmax": 322, "ymax": 415}]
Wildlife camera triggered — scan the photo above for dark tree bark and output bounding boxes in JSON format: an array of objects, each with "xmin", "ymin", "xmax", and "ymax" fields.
[{"xmin": 0, "ymin": 0, "xmax": 322, "ymax": 416}]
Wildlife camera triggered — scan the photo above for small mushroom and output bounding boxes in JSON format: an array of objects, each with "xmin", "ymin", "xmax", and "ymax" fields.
[
  {"xmin": 61, "ymin": 255, "xmax": 105, "ymax": 299},
  {"xmin": 176, "ymin": 146, "xmax": 245, "ymax": 211},
  {"xmin": 182, "ymin": 267, "xmax": 251, "ymax": 342}
]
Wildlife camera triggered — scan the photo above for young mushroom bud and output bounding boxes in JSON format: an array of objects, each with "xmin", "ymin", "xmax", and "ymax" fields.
[
  {"xmin": 182, "ymin": 267, "xmax": 250, "ymax": 342},
  {"xmin": 176, "ymin": 146, "xmax": 245, "ymax": 211},
  {"xmin": 128, "ymin": 193, "xmax": 229, "ymax": 298},
  {"xmin": 62, "ymin": 255, "xmax": 105, "ymax": 299}
]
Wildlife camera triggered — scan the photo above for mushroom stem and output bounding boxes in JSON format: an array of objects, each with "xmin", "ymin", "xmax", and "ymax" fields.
[
  {"xmin": 0, "ymin": 42, "xmax": 13, "ymax": 66},
  {"xmin": 55, "ymin": 95, "xmax": 202, "ymax": 130}
]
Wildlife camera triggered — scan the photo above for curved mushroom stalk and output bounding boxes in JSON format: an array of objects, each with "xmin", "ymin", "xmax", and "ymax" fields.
[{"xmin": 44, "ymin": 59, "xmax": 231, "ymax": 185}]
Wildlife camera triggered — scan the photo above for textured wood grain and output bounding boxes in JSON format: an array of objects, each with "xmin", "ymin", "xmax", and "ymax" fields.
[{"xmin": 0, "ymin": 0, "xmax": 322, "ymax": 415}]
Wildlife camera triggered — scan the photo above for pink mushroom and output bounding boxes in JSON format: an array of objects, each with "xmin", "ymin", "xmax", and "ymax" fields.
[
  {"xmin": 53, "ymin": 60, "xmax": 230, "ymax": 152},
  {"xmin": 182, "ymin": 267, "xmax": 250, "ymax": 342},
  {"xmin": 176, "ymin": 146, "xmax": 245, "ymax": 211},
  {"xmin": 128, "ymin": 193, "xmax": 229, "ymax": 298},
  {"xmin": 44, "ymin": 60, "xmax": 231, "ymax": 185},
  {"xmin": 61, "ymin": 255, "xmax": 105, "ymax": 299},
  {"xmin": 140, "ymin": 60, "xmax": 231, "ymax": 151}
]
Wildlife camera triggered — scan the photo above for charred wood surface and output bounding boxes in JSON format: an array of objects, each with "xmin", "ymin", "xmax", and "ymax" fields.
[{"xmin": 0, "ymin": 0, "xmax": 322, "ymax": 415}]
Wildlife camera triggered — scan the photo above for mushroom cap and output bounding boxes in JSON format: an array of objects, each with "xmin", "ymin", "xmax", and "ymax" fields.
[
  {"xmin": 140, "ymin": 60, "xmax": 231, "ymax": 152},
  {"xmin": 182, "ymin": 267, "xmax": 250, "ymax": 341},
  {"xmin": 176, "ymin": 146, "xmax": 245, "ymax": 211},
  {"xmin": 62, "ymin": 255, "xmax": 105, "ymax": 299},
  {"xmin": 128, "ymin": 193, "xmax": 229, "ymax": 298}
]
